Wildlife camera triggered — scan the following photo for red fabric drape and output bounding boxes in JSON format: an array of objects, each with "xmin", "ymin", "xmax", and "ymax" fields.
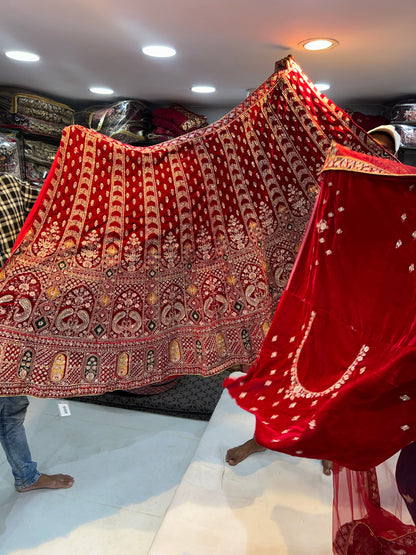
[
  {"xmin": 0, "ymin": 57, "xmax": 387, "ymax": 398},
  {"xmin": 225, "ymin": 143, "xmax": 416, "ymax": 470},
  {"xmin": 332, "ymin": 461, "xmax": 416, "ymax": 554},
  {"xmin": 225, "ymin": 143, "xmax": 416, "ymax": 553}
]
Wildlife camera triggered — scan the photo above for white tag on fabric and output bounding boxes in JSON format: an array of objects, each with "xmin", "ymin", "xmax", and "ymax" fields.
[{"xmin": 58, "ymin": 402, "xmax": 71, "ymax": 417}]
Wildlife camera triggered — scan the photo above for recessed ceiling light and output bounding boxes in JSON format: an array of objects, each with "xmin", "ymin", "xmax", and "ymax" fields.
[
  {"xmin": 89, "ymin": 86, "xmax": 114, "ymax": 95},
  {"xmin": 299, "ymin": 38, "xmax": 339, "ymax": 51},
  {"xmin": 141, "ymin": 45, "xmax": 176, "ymax": 58},
  {"xmin": 315, "ymin": 83, "xmax": 331, "ymax": 91},
  {"xmin": 5, "ymin": 50, "xmax": 40, "ymax": 62},
  {"xmin": 191, "ymin": 85, "xmax": 216, "ymax": 94}
]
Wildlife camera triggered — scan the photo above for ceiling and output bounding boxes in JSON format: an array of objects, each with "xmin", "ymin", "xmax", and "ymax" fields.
[{"xmin": 1, "ymin": 0, "xmax": 415, "ymax": 114}]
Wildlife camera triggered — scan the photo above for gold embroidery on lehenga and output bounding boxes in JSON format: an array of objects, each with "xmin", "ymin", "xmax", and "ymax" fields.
[
  {"xmin": 146, "ymin": 350, "xmax": 155, "ymax": 372},
  {"xmin": 13, "ymin": 298, "xmax": 32, "ymax": 323},
  {"xmin": 84, "ymin": 356, "xmax": 98, "ymax": 381},
  {"xmin": 262, "ymin": 321, "xmax": 270, "ymax": 337},
  {"xmin": 216, "ymin": 333, "xmax": 227, "ymax": 357},
  {"xmin": 51, "ymin": 353, "xmax": 67, "ymax": 382},
  {"xmin": 17, "ymin": 349, "xmax": 33, "ymax": 379},
  {"xmin": 117, "ymin": 352, "xmax": 129, "ymax": 377},
  {"xmin": 169, "ymin": 340, "xmax": 181, "ymax": 363}
]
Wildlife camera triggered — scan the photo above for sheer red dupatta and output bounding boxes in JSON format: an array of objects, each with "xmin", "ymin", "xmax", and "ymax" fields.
[{"xmin": 333, "ymin": 461, "xmax": 416, "ymax": 554}]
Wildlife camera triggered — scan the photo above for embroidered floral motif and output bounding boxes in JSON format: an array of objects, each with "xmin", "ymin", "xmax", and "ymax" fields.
[{"xmin": 285, "ymin": 311, "xmax": 370, "ymax": 401}]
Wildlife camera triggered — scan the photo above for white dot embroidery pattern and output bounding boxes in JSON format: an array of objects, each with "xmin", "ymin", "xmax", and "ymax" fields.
[
  {"xmin": 399, "ymin": 212, "xmax": 416, "ymax": 273},
  {"xmin": 316, "ymin": 190, "xmax": 346, "ymax": 261},
  {"xmin": 285, "ymin": 310, "xmax": 370, "ymax": 401},
  {"xmin": 316, "ymin": 219, "xmax": 328, "ymax": 233}
]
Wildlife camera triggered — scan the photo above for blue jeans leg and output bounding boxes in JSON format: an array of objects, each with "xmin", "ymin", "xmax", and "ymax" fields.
[{"xmin": 0, "ymin": 396, "xmax": 40, "ymax": 490}]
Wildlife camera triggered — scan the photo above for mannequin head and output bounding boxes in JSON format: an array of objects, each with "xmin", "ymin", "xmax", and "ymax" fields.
[
  {"xmin": 368, "ymin": 125, "xmax": 400, "ymax": 155},
  {"xmin": 369, "ymin": 131, "xmax": 395, "ymax": 154}
]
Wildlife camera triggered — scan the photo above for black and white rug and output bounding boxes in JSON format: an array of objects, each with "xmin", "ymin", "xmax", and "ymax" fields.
[{"xmin": 69, "ymin": 370, "xmax": 232, "ymax": 421}]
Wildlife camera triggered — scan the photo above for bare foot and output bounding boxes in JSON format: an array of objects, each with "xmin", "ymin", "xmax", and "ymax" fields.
[
  {"xmin": 322, "ymin": 460, "xmax": 333, "ymax": 476},
  {"xmin": 17, "ymin": 473, "xmax": 74, "ymax": 492},
  {"xmin": 226, "ymin": 438, "xmax": 266, "ymax": 466}
]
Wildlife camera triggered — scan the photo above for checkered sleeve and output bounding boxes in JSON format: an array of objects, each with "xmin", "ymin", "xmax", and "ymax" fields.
[
  {"xmin": 0, "ymin": 174, "xmax": 40, "ymax": 265},
  {"xmin": 20, "ymin": 179, "xmax": 41, "ymax": 215}
]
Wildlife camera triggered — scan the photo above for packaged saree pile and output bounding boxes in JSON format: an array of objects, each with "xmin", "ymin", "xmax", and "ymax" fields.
[
  {"xmin": 0, "ymin": 56, "xmax": 385, "ymax": 398},
  {"xmin": 0, "ymin": 131, "xmax": 22, "ymax": 178},
  {"xmin": 0, "ymin": 87, "xmax": 74, "ymax": 139},
  {"xmin": 22, "ymin": 139, "xmax": 59, "ymax": 188},
  {"xmin": 74, "ymin": 100, "xmax": 153, "ymax": 144}
]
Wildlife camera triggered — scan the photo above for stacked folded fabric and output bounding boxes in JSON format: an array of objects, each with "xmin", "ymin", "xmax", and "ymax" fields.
[
  {"xmin": 0, "ymin": 131, "xmax": 22, "ymax": 178},
  {"xmin": 75, "ymin": 99, "xmax": 153, "ymax": 144},
  {"xmin": 396, "ymin": 125, "xmax": 416, "ymax": 149},
  {"xmin": 22, "ymin": 139, "xmax": 59, "ymax": 187},
  {"xmin": 391, "ymin": 103, "xmax": 416, "ymax": 150},
  {"xmin": 150, "ymin": 104, "xmax": 207, "ymax": 140},
  {"xmin": 391, "ymin": 103, "xmax": 416, "ymax": 124},
  {"xmin": 0, "ymin": 88, "xmax": 74, "ymax": 138}
]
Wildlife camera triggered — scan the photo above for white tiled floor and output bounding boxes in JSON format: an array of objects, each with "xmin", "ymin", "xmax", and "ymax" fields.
[
  {"xmin": 0, "ymin": 389, "xmax": 333, "ymax": 555},
  {"xmin": 0, "ymin": 397, "xmax": 207, "ymax": 555},
  {"xmin": 150, "ymin": 387, "xmax": 333, "ymax": 555}
]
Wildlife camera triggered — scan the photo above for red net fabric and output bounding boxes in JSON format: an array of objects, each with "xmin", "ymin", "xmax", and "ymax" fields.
[{"xmin": 333, "ymin": 462, "xmax": 416, "ymax": 554}]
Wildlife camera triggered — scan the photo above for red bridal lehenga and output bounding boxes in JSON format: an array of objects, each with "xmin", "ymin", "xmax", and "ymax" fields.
[
  {"xmin": 225, "ymin": 143, "xmax": 416, "ymax": 553},
  {"xmin": 0, "ymin": 56, "xmax": 385, "ymax": 398}
]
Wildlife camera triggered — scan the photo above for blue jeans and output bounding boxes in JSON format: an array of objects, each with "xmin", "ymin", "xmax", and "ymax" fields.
[{"xmin": 0, "ymin": 396, "xmax": 40, "ymax": 490}]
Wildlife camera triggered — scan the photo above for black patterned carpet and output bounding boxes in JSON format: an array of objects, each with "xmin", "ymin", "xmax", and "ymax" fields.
[{"xmin": 69, "ymin": 370, "xmax": 231, "ymax": 421}]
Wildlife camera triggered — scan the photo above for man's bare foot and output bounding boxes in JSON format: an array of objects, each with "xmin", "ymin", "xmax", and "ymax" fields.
[
  {"xmin": 17, "ymin": 473, "xmax": 74, "ymax": 492},
  {"xmin": 322, "ymin": 460, "xmax": 333, "ymax": 476},
  {"xmin": 226, "ymin": 437, "xmax": 266, "ymax": 466}
]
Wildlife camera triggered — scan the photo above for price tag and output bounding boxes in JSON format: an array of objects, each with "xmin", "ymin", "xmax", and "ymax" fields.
[{"xmin": 58, "ymin": 402, "xmax": 71, "ymax": 417}]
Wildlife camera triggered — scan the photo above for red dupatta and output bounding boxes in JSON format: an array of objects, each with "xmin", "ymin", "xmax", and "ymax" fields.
[
  {"xmin": 225, "ymin": 143, "xmax": 416, "ymax": 470},
  {"xmin": 225, "ymin": 143, "xmax": 416, "ymax": 552},
  {"xmin": 332, "ymin": 462, "xmax": 416, "ymax": 554}
]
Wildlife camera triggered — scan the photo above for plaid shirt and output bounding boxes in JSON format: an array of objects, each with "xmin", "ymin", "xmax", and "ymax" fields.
[{"xmin": 0, "ymin": 174, "xmax": 40, "ymax": 266}]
